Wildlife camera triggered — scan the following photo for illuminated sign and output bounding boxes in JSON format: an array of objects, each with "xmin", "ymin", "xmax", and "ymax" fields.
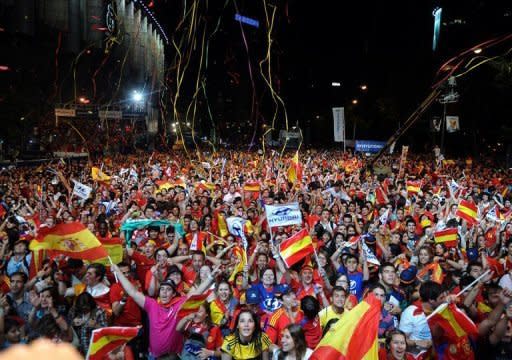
[
  {"xmin": 432, "ymin": 7, "xmax": 442, "ymax": 51},
  {"xmin": 234, "ymin": 13, "xmax": 259, "ymax": 28}
]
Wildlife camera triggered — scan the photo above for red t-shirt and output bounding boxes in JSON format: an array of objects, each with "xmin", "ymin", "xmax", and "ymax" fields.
[
  {"xmin": 109, "ymin": 282, "xmax": 142, "ymax": 326},
  {"xmin": 131, "ymin": 251, "xmax": 155, "ymax": 289}
]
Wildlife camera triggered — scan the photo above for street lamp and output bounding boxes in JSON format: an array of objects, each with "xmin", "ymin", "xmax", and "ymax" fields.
[
  {"xmin": 360, "ymin": 84, "xmax": 368, "ymax": 91},
  {"xmin": 132, "ymin": 90, "xmax": 143, "ymax": 102},
  {"xmin": 352, "ymin": 99, "xmax": 358, "ymax": 105},
  {"xmin": 331, "ymin": 82, "xmax": 341, "ymax": 87},
  {"xmin": 473, "ymin": 48, "xmax": 482, "ymax": 54}
]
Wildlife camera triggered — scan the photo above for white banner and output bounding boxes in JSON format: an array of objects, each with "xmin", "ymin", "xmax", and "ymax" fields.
[
  {"xmin": 332, "ymin": 107, "xmax": 345, "ymax": 143},
  {"xmin": 72, "ymin": 180, "xmax": 92, "ymax": 200},
  {"xmin": 362, "ymin": 241, "xmax": 381, "ymax": 266},
  {"xmin": 226, "ymin": 217, "xmax": 248, "ymax": 248},
  {"xmin": 264, "ymin": 203, "xmax": 302, "ymax": 227}
]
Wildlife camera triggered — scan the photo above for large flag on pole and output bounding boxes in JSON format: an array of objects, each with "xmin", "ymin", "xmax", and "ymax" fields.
[
  {"xmin": 29, "ymin": 222, "xmax": 108, "ymax": 261},
  {"xmin": 279, "ymin": 229, "xmax": 314, "ymax": 268},
  {"xmin": 264, "ymin": 203, "xmax": 302, "ymax": 228},
  {"xmin": 86, "ymin": 326, "xmax": 140, "ymax": 360},
  {"xmin": 310, "ymin": 293, "xmax": 381, "ymax": 360},
  {"xmin": 91, "ymin": 167, "xmax": 111, "ymax": 184}
]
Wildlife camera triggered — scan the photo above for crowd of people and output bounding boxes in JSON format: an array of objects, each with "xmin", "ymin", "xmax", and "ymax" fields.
[{"xmin": 0, "ymin": 148, "xmax": 511, "ymax": 360}]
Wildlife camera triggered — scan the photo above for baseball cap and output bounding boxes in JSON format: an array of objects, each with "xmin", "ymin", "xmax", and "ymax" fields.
[
  {"xmin": 400, "ymin": 266, "xmax": 418, "ymax": 285},
  {"xmin": 246, "ymin": 287, "xmax": 261, "ymax": 305},
  {"xmin": 159, "ymin": 279, "xmax": 177, "ymax": 291},
  {"xmin": 275, "ymin": 284, "xmax": 294, "ymax": 297}
]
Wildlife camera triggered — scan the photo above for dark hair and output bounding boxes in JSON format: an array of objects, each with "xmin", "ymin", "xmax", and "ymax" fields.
[
  {"xmin": 9, "ymin": 271, "xmax": 28, "ymax": 283},
  {"xmin": 277, "ymin": 324, "xmax": 308, "ymax": 360},
  {"xmin": 332, "ymin": 285, "xmax": 347, "ymax": 295},
  {"xmin": 88, "ymin": 263, "xmax": 106, "ymax": 281},
  {"xmin": 73, "ymin": 292, "xmax": 97, "ymax": 315},
  {"xmin": 419, "ymin": 281, "xmax": 443, "ymax": 302},
  {"xmin": 385, "ymin": 329, "xmax": 407, "ymax": 350},
  {"xmin": 37, "ymin": 314, "xmax": 61, "ymax": 339},
  {"xmin": 379, "ymin": 262, "xmax": 396, "ymax": 274},
  {"xmin": 300, "ymin": 295, "xmax": 320, "ymax": 320}
]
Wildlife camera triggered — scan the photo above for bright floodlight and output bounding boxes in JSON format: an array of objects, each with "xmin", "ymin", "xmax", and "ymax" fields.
[
  {"xmin": 331, "ymin": 82, "xmax": 341, "ymax": 87},
  {"xmin": 132, "ymin": 90, "xmax": 143, "ymax": 102},
  {"xmin": 473, "ymin": 48, "xmax": 482, "ymax": 54}
]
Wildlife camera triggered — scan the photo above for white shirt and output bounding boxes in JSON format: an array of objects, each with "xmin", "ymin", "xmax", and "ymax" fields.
[{"xmin": 399, "ymin": 304, "xmax": 432, "ymax": 341}]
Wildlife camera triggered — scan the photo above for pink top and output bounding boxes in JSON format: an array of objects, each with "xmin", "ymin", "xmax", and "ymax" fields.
[{"xmin": 144, "ymin": 296, "xmax": 187, "ymax": 357}]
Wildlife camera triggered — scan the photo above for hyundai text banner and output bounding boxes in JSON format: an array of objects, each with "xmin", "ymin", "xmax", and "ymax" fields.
[{"xmin": 264, "ymin": 203, "xmax": 302, "ymax": 227}]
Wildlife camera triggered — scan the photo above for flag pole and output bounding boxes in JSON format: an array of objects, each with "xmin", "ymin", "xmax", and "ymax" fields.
[
  {"xmin": 108, "ymin": 256, "xmax": 118, "ymax": 283},
  {"xmin": 426, "ymin": 269, "xmax": 491, "ymax": 321},
  {"xmin": 455, "ymin": 269, "xmax": 490, "ymax": 297}
]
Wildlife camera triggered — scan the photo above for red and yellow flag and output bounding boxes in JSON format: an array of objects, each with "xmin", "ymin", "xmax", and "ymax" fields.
[
  {"xmin": 434, "ymin": 228, "xmax": 458, "ymax": 248},
  {"xmin": 177, "ymin": 293, "xmax": 209, "ymax": 319},
  {"xmin": 406, "ymin": 180, "xmax": 421, "ymax": 195},
  {"xmin": 310, "ymin": 293, "xmax": 381, "ymax": 360},
  {"xmin": 96, "ymin": 237, "xmax": 124, "ymax": 266},
  {"xmin": 86, "ymin": 326, "xmax": 140, "ymax": 360},
  {"xmin": 287, "ymin": 152, "xmax": 302, "ymax": 184},
  {"xmin": 417, "ymin": 262, "xmax": 444, "ymax": 284},
  {"xmin": 456, "ymin": 200, "xmax": 478, "ymax": 225},
  {"xmin": 279, "ymin": 229, "xmax": 314, "ymax": 268},
  {"xmin": 29, "ymin": 222, "xmax": 108, "ymax": 261},
  {"xmin": 427, "ymin": 303, "xmax": 478, "ymax": 345},
  {"xmin": 229, "ymin": 245, "xmax": 247, "ymax": 282},
  {"xmin": 243, "ymin": 181, "xmax": 261, "ymax": 192},
  {"xmin": 195, "ymin": 181, "xmax": 216, "ymax": 192},
  {"xmin": 217, "ymin": 212, "xmax": 229, "ymax": 238}
]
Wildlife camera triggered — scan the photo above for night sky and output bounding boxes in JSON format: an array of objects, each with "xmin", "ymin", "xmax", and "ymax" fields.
[{"xmin": 0, "ymin": 0, "xmax": 511, "ymax": 155}]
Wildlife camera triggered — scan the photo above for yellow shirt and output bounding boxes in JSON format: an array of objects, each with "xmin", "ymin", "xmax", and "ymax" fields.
[
  {"xmin": 318, "ymin": 305, "xmax": 345, "ymax": 329},
  {"xmin": 221, "ymin": 333, "xmax": 271, "ymax": 360}
]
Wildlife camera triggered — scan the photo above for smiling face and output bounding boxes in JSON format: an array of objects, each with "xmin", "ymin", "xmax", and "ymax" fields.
[
  {"xmin": 389, "ymin": 333, "xmax": 407, "ymax": 359},
  {"xmin": 217, "ymin": 282, "xmax": 231, "ymax": 302},
  {"xmin": 280, "ymin": 328, "xmax": 295, "ymax": 353}
]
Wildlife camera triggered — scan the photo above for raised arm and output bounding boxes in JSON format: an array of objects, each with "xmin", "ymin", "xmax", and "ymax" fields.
[{"xmin": 110, "ymin": 264, "xmax": 146, "ymax": 308}]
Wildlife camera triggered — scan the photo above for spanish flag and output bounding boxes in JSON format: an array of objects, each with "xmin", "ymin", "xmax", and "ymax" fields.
[
  {"xmin": 456, "ymin": 200, "xmax": 478, "ymax": 225},
  {"xmin": 177, "ymin": 293, "xmax": 209, "ymax": 319},
  {"xmin": 229, "ymin": 245, "xmax": 247, "ymax": 282},
  {"xmin": 434, "ymin": 228, "xmax": 458, "ymax": 248},
  {"xmin": 310, "ymin": 293, "xmax": 381, "ymax": 360},
  {"xmin": 287, "ymin": 152, "xmax": 302, "ymax": 184},
  {"xmin": 279, "ymin": 229, "xmax": 314, "ymax": 268},
  {"xmin": 29, "ymin": 222, "xmax": 108, "ymax": 261},
  {"xmin": 195, "ymin": 181, "xmax": 216, "ymax": 192},
  {"xmin": 428, "ymin": 303, "xmax": 478, "ymax": 343},
  {"xmin": 417, "ymin": 262, "xmax": 444, "ymax": 284},
  {"xmin": 243, "ymin": 181, "xmax": 261, "ymax": 192},
  {"xmin": 95, "ymin": 236, "xmax": 124, "ymax": 266},
  {"xmin": 155, "ymin": 180, "xmax": 173, "ymax": 191},
  {"xmin": 86, "ymin": 326, "xmax": 140, "ymax": 360},
  {"xmin": 217, "ymin": 212, "xmax": 229, "ymax": 238},
  {"xmin": 406, "ymin": 180, "xmax": 421, "ymax": 195},
  {"xmin": 91, "ymin": 167, "xmax": 111, "ymax": 184}
]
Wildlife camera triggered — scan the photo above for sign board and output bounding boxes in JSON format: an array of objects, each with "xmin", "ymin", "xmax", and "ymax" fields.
[
  {"xmin": 54, "ymin": 108, "xmax": 76, "ymax": 117},
  {"xmin": 332, "ymin": 107, "xmax": 345, "ymax": 143},
  {"xmin": 355, "ymin": 140, "xmax": 386, "ymax": 153},
  {"xmin": 264, "ymin": 203, "xmax": 302, "ymax": 227},
  {"xmin": 99, "ymin": 110, "xmax": 123, "ymax": 119},
  {"xmin": 446, "ymin": 116, "xmax": 460, "ymax": 133}
]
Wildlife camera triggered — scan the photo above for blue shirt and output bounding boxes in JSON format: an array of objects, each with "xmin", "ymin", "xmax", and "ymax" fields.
[{"xmin": 252, "ymin": 284, "xmax": 281, "ymax": 313}]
